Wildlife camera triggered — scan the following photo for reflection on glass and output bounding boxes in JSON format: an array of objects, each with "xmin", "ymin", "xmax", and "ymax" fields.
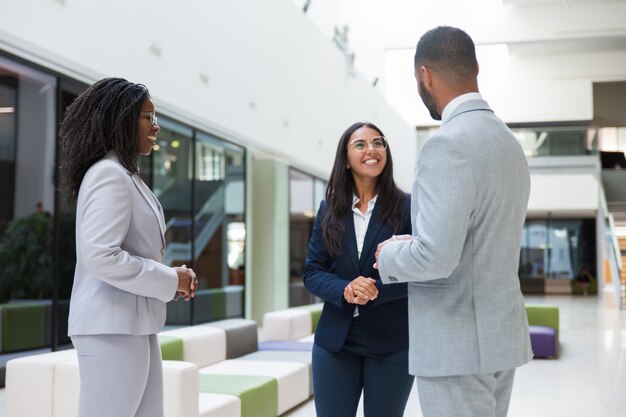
[
  {"xmin": 152, "ymin": 117, "xmax": 193, "ymax": 268},
  {"xmin": 0, "ymin": 74, "xmax": 17, "ymax": 237},
  {"xmin": 289, "ymin": 169, "xmax": 326, "ymax": 307},
  {"xmin": 193, "ymin": 132, "xmax": 245, "ymax": 291},
  {"xmin": 519, "ymin": 219, "xmax": 596, "ymax": 294},
  {"xmin": 520, "ymin": 221, "xmax": 548, "ymax": 279}
]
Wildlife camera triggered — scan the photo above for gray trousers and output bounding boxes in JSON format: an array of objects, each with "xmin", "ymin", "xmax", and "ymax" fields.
[
  {"xmin": 416, "ymin": 368, "xmax": 516, "ymax": 417},
  {"xmin": 71, "ymin": 334, "xmax": 164, "ymax": 417}
]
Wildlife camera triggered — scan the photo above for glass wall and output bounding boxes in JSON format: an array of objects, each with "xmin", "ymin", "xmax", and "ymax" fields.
[
  {"xmin": 0, "ymin": 56, "xmax": 86, "ymax": 362},
  {"xmin": 519, "ymin": 218, "xmax": 597, "ymax": 294},
  {"xmin": 0, "ymin": 52, "xmax": 247, "ymax": 361},
  {"xmin": 289, "ymin": 168, "xmax": 326, "ymax": 306},
  {"xmin": 151, "ymin": 120, "xmax": 246, "ymax": 324},
  {"xmin": 0, "ymin": 57, "xmax": 63, "ymax": 357}
]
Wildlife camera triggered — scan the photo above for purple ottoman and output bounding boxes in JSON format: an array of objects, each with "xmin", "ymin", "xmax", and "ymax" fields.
[
  {"xmin": 258, "ymin": 340, "xmax": 313, "ymax": 351},
  {"xmin": 529, "ymin": 325, "xmax": 557, "ymax": 358}
]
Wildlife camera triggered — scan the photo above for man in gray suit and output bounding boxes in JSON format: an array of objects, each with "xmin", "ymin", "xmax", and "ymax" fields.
[{"xmin": 375, "ymin": 26, "xmax": 532, "ymax": 417}]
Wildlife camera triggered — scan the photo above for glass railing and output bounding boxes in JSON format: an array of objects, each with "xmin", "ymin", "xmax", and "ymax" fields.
[
  {"xmin": 511, "ymin": 126, "xmax": 598, "ymax": 157},
  {"xmin": 600, "ymin": 185, "xmax": 624, "ymax": 309}
]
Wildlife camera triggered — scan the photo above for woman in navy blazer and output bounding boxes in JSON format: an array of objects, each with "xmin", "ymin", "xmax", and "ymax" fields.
[{"xmin": 303, "ymin": 122, "xmax": 414, "ymax": 417}]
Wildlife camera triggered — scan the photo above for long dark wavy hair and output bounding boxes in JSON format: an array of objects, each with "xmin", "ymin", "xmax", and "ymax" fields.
[
  {"xmin": 322, "ymin": 122, "xmax": 405, "ymax": 256},
  {"xmin": 60, "ymin": 77, "xmax": 150, "ymax": 202}
]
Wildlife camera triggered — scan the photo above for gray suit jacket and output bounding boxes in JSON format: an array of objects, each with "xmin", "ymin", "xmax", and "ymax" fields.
[
  {"xmin": 68, "ymin": 154, "xmax": 178, "ymax": 336},
  {"xmin": 378, "ymin": 99, "xmax": 532, "ymax": 377}
]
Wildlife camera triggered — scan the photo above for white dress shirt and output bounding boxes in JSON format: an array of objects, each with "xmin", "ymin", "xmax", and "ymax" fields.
[
  {"xmin": 351, "ymin": 194, "xmax": 377, "ymax": 316},
  {"xmin": 441, "ymin": 92, "xmax": 483, "ymax": 123}
]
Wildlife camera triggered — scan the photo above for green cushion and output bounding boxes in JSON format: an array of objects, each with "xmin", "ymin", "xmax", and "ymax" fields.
[
  {"xmin": 2, "ymin": 303, "xmax": 46, "ymax": 353},
  {"xmin": 199, "ymin": 374, "xmax": 278, "ymax": 417},
  {"xmin": 158, "ymin": 335, "xmax": 184, "ymax": 361},
  {"xmin": 309, "ymin": 308, "xmax": 321, "ymax": 333},
  {"xmin": 295, "ymin": 303, "xmax": 323, "ymax": 333},
  {"xmin": 525, "ymin": 304, "xmax": 559, "ymax": 336},
  {"xmin": 193, "ymin": 289, "xmax": 227, "ymax": 324}
]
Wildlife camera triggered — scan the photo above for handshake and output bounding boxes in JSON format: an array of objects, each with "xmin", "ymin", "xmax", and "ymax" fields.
[{"xmin": 173, "ymin": 264, "xmax": 198, "ymax": 301}]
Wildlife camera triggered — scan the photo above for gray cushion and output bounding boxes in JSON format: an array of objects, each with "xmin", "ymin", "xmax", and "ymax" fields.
[{"xmin": 203, "ymin": 318, "xmax": 258, "ymax": 359}]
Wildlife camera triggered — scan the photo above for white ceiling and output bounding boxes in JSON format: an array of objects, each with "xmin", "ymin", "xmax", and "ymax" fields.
[
  {"xmin": 503, "ymin": 0, "xmax": 617, "ymax": 6},
  {"xmin": 295, "ymin": 0, "xmax": 626, "ymax": 125}
]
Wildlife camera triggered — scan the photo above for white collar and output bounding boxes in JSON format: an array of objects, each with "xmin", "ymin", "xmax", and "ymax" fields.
[
  {"xmin": 441, "ymin": 92, "xmax": 483, "ymax": 123},
  {"xmin": 352, "ymin": 194, "xmax": 378, "ymax": 209}
]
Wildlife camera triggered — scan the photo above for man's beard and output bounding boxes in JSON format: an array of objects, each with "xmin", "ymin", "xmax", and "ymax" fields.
[{"xmin": 419, "ymin": 80, "xmax": 441, "ymax": 121}]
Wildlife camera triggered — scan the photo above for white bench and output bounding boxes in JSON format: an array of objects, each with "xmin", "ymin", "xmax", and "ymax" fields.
[{"xmin": 5, "ymin": 349, "xmax": 240, "ymax": 417}]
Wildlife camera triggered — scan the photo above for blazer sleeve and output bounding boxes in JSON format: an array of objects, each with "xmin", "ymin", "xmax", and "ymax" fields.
[
  {"xmin": 371, "ymin": 193, "xmax": 410, "ymax": 305},
  {"xmin": 378, "ymin": 136, "xmax": 475, "ymax": 283},
  {"xmin": 302, "ymin": 201, "xmax": 347, "ymax": 308},
  {"xmin": 77, "ymin": 163, "xmax": 178, "ymax": 302}
]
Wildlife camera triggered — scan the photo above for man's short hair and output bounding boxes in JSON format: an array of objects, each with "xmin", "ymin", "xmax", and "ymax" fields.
[{"xmin": 414, "ymin": 26, "xmax": 478, "ymax": 79}]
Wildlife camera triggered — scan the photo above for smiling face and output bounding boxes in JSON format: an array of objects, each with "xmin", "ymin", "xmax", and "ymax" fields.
[
  {"xmin": 346, "ymin": 126, "xmax": 387, "ymax": 183},
  {"xmin": 138, "ymin": 98, "xmax": 160, "ymax": 156}
]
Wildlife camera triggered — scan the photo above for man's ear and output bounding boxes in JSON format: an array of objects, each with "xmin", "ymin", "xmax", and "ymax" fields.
[{"xmin": 418, "ymin": 65, "xmax": 433, "ymax": 88}]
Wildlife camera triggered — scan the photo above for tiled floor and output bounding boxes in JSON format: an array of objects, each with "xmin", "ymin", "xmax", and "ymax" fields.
[
  {"xmin": 1, "ymin": 292, "xmax": 624, "ymax": 417},
  {"xmin": 284, "ymin": 293, "xmax": 626, "ymax": 417}
]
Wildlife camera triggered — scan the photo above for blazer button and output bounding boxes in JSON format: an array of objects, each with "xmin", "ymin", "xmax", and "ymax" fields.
[{"xmin": 161, "ymin": 248, "xmax": 165, "ymax": 255}]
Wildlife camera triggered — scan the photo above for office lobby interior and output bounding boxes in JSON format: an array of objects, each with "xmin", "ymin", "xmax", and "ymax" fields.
[{"xmin": 0, "ymin": 0, "xmax": 625, "ymax": 416}]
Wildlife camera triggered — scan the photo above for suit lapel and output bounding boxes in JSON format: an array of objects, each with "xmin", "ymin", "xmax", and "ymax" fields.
[
  {"xmin": 131, "ymin": 175, "xmax": 167, "ymax": 248},
  {"xmin": 106, "ymin": 154, "xmax": 166, "ymax": 249},
  {"xmin": 359, "ymin": 201, "xmax": 384, "ymax": 270},
  {"xmin": 344, "ymin": 212, "xmax": 361, "ymax": 274}
]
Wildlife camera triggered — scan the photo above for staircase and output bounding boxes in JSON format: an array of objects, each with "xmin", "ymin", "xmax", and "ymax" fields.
[{"xmin": 161, "ymin": 181, "xmax": 227, "ymax": 266}]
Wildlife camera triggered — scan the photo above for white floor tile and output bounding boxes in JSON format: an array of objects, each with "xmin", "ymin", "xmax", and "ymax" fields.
[{"xmin": 284, "ymin": 292, "xmax": 626, "ymax": 417}]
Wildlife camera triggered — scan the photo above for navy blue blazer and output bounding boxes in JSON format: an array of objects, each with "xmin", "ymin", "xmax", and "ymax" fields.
[{"xmin": 303, "ymin": 194, "xmax": 411, "ymax": 354}]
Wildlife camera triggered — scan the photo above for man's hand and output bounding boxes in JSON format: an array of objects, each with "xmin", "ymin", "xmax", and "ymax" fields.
[{"xmin": 374, "ymin": 234, "xmax": 412, "ymax": 269}]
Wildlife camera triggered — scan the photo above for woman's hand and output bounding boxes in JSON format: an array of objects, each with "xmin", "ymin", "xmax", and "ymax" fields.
[
  {"xmin": 344, "ymin": 276, "xmax": 378, "ymax": 305},
  {"xmin": 174, "ymin": 264, "xmax": 198, "ymax": 301}
]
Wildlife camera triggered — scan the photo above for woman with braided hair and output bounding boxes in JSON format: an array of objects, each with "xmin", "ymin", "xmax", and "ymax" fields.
[{"xmin": 61, "ymin": 77, "xmax": 197, "ymax": 417}]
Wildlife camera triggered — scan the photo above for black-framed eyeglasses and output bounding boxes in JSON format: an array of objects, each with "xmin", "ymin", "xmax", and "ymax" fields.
[
  {"xmin": 349, "ymin": 136, "xmax": 387, "ymax": 152},
  {"xmin": 139, "ymin": 111, "xmax": 158, "ymax": 126}
]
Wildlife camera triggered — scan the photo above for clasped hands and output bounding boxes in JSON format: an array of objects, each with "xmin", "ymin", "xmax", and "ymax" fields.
[
  {"xmin": 174, "ymin": 264, "xmax": 198, "ymax": 301},
  {"xmin": 344, "ymin": 276, "xmax": 378, "ymax": 305}
]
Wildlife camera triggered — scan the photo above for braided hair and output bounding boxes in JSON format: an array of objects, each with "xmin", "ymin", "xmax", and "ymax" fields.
[{"xmin": 60, "ymin": 77, "xmax": 150, "ymax": 202}]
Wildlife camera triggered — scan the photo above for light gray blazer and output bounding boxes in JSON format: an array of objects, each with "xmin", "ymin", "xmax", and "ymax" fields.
[
  {"xmin": 378, "ymin": 99, "xmax": 532, "ymax": 377},
  {"xmin": 68, "ymin": 154, "xmax": 178, "ymax": 336}
]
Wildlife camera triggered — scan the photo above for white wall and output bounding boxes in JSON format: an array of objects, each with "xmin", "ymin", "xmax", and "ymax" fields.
[
  {"xmin": 527, "ymin": 155, "xmax": 601, "ymax": 217},
  {"xmin": 0, "ymin": 0, "xmax": 417, "ymax": 190},
  {"xmin": 384, "ymin": 45, "xmax": 626, "ymax": 126},
  {"xmin": 307, "ymin": 0, "xmax": 626, "ymax": 126}
]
